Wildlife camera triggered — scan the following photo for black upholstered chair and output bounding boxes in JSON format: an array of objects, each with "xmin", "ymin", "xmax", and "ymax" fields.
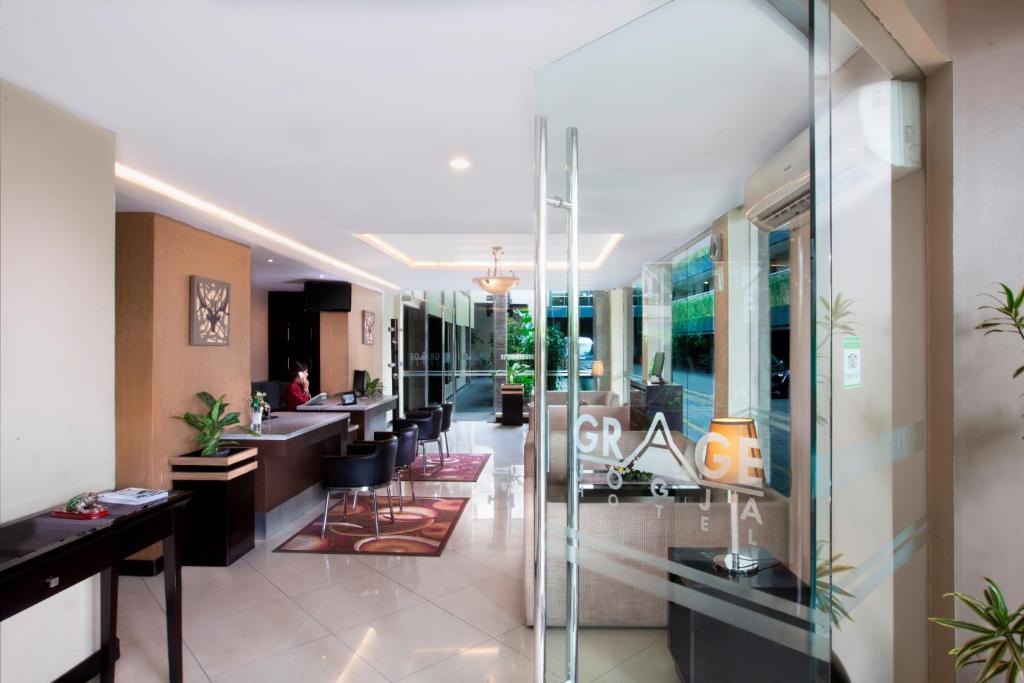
[
  {"xmin": 394, "ymin": 405, "xmax": 443, "ymax": 476},
  {"xmin": 373, "ymin": 425, "xmax": 418, "ymax": 510},
  {"xmin": 321, "ymin": 435, "xmax": 397, "ymax": 539},
  {"xmin": 437, "ymin": 402, "xmax": 454, "ymax": 460}
]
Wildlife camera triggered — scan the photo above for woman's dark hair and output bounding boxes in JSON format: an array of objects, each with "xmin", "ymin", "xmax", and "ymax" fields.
[{"xmin": 290, "ymin": 361, "xmax": 308, "ymax": 381}]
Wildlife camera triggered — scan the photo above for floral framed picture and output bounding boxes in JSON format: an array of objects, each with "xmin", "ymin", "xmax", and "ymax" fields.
[
  {"xmin": 362, "ymin": 310, "xmax": 375, "ymax": 345},
  {"xmin": 189, "ymin": 275, "xmax": 230, "ymax": 345}
]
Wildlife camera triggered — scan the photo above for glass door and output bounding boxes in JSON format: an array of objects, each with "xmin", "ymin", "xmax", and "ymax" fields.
[{"xmin": 528, "ymin": 1, "xmax": 850, "ymax": 681}]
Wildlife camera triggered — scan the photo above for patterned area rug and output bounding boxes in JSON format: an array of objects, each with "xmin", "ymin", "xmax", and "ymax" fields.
[
  {"xmin": 275, "ymin": 496, "xmax": 468, "ymax": 557},
  {"xmin": 401, "ymin": 452, "xmax": 491, "ymax": 482}
]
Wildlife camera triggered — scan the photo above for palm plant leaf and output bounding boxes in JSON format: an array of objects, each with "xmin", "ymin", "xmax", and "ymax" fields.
[{"xmin": 931, "ymin": 577, "xmax": 1024, "ymax": 682}]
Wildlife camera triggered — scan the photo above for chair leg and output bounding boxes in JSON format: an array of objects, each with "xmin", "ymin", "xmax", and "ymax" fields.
[
  {"xmin": 340, "ymin": 492, "xmax": 348, "ymax": 521},
  {"xmin": 352, "ymin": 491, "xmax": 358, "ymax": 512},
  {"xmin": 386, "ymin": 484, "xmax": 395, "ymax": 522},
  {"xmin": 320, "ymin": 490, "xmax": 332, "ymax": 538},
  {"xmin": 421, "ymin": 443, "xmax": 428, "ymax": 477},
  {"xmin": 371, "ymin": 492, "xmax": 380, "ymax": 539},
  {"xmin": 395, "ymin": 471, "xmax": 404, "ymax": 512},
  {"xmin": 439, "ymin": 434, "xmax": 446, "ymax": 465}
]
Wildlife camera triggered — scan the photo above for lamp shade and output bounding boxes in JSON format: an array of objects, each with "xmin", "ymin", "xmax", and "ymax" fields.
[
  {"xmin": 591, "ymin": 360, "xmax": 605, "ymax": 377},
  {"xmin": 702, "ymin": 417, "xmax": 763, "ymax": 489}
]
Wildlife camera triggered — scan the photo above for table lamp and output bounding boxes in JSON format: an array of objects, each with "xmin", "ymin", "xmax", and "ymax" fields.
[
  {"xmin": 703, "ymin": 417, "xmax": 765, "ymax": 575},
  {"xmin": 591, "ymin": 360, "xmax": 605, "ymax": 391}
]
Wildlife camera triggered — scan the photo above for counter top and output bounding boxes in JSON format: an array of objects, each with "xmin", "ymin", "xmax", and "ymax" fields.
[
  {"xmin": 296, "ymin": 395, "xmax": 398, "ymax": 413},
  {"xmin": 232, "ymin": 412, "xmax": 349, "ymax": 441}
]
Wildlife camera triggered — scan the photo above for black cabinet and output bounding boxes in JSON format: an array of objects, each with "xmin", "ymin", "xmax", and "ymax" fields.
[
  {"xmin": 667, "ymin": 547, "xmax": 829, "ymax": 682},
  {"xmin": 268, "ymin": 291, "xmax": 320, "ymax": 394}
]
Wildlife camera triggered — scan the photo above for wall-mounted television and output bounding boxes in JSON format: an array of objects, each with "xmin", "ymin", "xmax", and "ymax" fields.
[{"xmin": 304, "ymin": 280, "xmax": 351, "ymax": 312}]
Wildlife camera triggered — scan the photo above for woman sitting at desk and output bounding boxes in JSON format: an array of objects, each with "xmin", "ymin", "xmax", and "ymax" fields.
[{"xmin": 285, "ymin": 362, "xmax": 311, "ymax": 411}]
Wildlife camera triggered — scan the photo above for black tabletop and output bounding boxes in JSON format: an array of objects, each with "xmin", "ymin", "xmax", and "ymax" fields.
[{"xmin": 0, "ymin": 491, "xmax": 191, "ymax": 573}]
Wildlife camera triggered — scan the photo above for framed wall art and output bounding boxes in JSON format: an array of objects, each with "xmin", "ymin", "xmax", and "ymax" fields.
[
  {"xmin": 189, "ymin": 275, "xmax": 230, "ymax": 346},
  {"xmin": 362, "ymin": 310, "xmax": 375, "ymax": 345}
]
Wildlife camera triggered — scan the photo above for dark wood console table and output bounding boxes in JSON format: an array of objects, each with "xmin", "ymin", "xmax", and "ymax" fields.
[
  {"xmin": 667, "ymin": 547, "xmax": 830, "ymax": 682},
  {"xmin": 0, "ymin": 491, "xmax": 192, "ymax": 682}
]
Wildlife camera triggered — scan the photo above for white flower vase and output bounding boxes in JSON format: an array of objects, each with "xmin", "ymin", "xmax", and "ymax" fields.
[{"xmin": 250, "ymin": 408, "xmax": 263, "ymax": 434}]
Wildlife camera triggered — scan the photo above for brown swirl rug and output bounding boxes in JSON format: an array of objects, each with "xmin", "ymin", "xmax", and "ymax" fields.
[
  {"xmin": 275, "ymin": 496, "xmax": 468, "ymax": 557},
  {"xmin": 402, "ymin": 452, "xmax": 491, "ymax": 482}
]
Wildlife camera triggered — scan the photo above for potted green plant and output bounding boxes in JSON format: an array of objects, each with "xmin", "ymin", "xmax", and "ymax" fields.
[
  {"xmin": 249, "ymin": 390, "xmax": 268, "ymax": 433},
  {"xmin": 930, "ymin": 578, "xmax": 1023, "ymax": 682},
  {"xmin": 176, "ymin": 392, "xmax": 249, "ymax": 456},
  {"xmin": 364, "ymin": 375, "xmax": 383, "ymax": 398},
  {"xmin": 976, "ymin": 282, "xmax": 1024, "ymax": 436}
]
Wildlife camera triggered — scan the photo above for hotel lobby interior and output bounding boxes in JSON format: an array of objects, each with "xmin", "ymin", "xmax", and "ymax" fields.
[{"xmin": 1, "ymin": 1, "xmax": 1022, "ymax": 682}]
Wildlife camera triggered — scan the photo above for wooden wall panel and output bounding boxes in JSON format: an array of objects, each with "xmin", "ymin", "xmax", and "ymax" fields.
[{"xmin": 320, "ymin": 312, "xmax": 349, "ymax": 394}]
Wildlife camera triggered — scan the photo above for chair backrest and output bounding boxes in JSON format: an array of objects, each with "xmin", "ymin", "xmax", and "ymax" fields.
[
  {"xmin": 439, "ymin": 402, "xmax": 454, "ymax": 431},
  {"xmin": 401, "ymin": 406, "xmax": 443, "ymax": 440},
  {"xmin": 325, "ymin": 436, "xmax": 397, "ymax": 489},
  {"xmin": 251, "ymin": 380, "xmax": 288, "ymax": 411},
  {"xmin": 375, "ymin": 425, "xmax": 418, "ymax": 468}
]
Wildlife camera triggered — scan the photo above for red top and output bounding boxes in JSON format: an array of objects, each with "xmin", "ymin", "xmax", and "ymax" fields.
[{"xmin": 285, "ymin": 380, "xmax": 311, "ymax": 411}]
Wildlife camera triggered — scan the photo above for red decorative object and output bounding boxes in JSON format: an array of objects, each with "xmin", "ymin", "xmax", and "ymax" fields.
[{"xmin": 51, "ymin": 506, "xmax": 109, "ymax": 520}]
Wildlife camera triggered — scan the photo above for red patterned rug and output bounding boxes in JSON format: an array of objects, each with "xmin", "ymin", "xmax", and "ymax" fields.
[
  {"xmin": 401, "ymin": 452, "xmax": 491, "ymax": 482},
  {"xmin": 275, "ymin": 496, "xmax": 468, "ymax": 557}
]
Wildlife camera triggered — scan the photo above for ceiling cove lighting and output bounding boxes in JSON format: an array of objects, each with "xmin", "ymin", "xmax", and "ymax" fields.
[
  {"xmin": 448, "ymin": 157, "xmax": 472, "ymax": 171},
  {"xmin": 115, "ymin": 164, "xmax": 399, "ymax": 291},
  {"xmin": 472, "ymin": 247, "xmax": 519, "ymax": 295},
  {"xmin": 353, "ymin": 232, "xmax": 624, "ymax": 271}
]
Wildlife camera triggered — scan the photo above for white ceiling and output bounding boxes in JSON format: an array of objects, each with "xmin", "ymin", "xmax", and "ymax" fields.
[{"xmin": 0, "ymin": 0, "xmax": 813, "ymax": 293}]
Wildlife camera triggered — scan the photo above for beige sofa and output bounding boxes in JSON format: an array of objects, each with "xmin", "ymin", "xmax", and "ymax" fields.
[{"xmin": 522, "ymin": 404, "xmax": 789, "ymax": 627}]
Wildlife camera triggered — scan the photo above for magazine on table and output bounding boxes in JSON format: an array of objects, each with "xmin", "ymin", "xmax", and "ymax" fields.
[{"xmin": 97, "ymin": 488, "xmax": 168, "ymax": 505}]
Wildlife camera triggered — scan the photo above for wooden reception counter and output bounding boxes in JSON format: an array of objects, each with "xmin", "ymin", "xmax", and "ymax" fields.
[
  {"xmin": 297, "ymin": 394, "xmax": 397, "ymax": 441},
  {"xmin": 232, "ymin": 412, "xmax": 351, "ymax": 538}
]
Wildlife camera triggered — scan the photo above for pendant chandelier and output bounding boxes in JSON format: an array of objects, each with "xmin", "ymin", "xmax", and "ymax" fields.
[{"xmin": 472, "ymin": 246, "xmax": 519, "ymax": 295}]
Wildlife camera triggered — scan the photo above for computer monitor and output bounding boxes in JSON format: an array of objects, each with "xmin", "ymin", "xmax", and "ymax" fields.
[
  {"xmin": 352, "ymin": 369, "xmax": 367, "ymax": 396},
  {"xmin": 650, "ymin": 351, "xmax": 665, "ymax": 384}
]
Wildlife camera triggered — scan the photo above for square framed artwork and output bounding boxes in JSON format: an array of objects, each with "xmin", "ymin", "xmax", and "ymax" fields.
[
  {"xmin": 362, "ymin": 310, "xmax": 375, "ymax": 345},
  {"xmin": 189, "ymin": 275, "xmax": 231, "ymax": 345}
]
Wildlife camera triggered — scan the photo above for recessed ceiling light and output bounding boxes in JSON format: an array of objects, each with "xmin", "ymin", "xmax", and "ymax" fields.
[
  {"xmin": 267, "ymin": 258, "xmax": 274, "ymax": 263},
  {"xmin": 319, "ymin": 274, "xmax": 325, "ymax": 278},
  {"xmin": 449, "ymin": 157, "xmax": 472, "ymax": 171}
]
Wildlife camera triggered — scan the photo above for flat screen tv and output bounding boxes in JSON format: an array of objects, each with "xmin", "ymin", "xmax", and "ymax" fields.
[{"xmin": 304, "ymin": 281, "xmax": 351, "ymax": 312}]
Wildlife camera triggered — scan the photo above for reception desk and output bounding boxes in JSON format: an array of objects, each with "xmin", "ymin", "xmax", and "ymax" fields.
[
  {"xmin": 298, "ymin": 394, "xmax": 397, "ymax": 441},
  {"xmin": 232, "ymin": 412, "xmax": 350, "ymax": 538}
]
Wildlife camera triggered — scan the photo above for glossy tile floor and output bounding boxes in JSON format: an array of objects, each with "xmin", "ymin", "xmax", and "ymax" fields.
[{"xmin": 104, "ymin": 421, "xmax": 675, "ymax": 682}]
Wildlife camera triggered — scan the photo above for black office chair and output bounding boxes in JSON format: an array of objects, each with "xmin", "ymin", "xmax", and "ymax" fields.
[
  {"xmin": 373, "ymin": 425, "xmax": 418, "ymax": 510},
  {"xmin": 394, "ymin": 405, "xmax": 443, "ymax": 476},
  {"xmin": 321, "ymin": 435, "xmax": 397, "ymax": 539}
]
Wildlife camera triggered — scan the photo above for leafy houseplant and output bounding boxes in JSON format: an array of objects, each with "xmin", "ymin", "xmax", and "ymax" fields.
[
  {"xmin": 814, "ymin": 540, "xmax": 856, "ymax": 628},
  {"xmin": 976, "ymin": 283, "xmax": 1024, "ymax": 435},
  {"xmin": 363, "ymin": 375, "xmax": 383, "ymax": 398},
  {"xmin": 930, "ymin": 578, "xmax": 1024, "ymax": 682},
  {"xmin": 177, "ymin": 392, "xmax": 245, "ymax": 456}
]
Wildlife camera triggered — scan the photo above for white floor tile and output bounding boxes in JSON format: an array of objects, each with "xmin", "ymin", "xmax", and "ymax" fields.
[
  {"xmin": 452, "ymin": 536, "xmax": 525, "ymax": 574},
  {"xmin": 432, "ymin": 574, "xmax": 525, "ymax": 637},
  {"xmin": 592, "ymin": 639, "xmax": 680, "ymax": 682},
  {"xmin": 398, "ymin": 639, "xmax": 532, "ymax": 683},
  {"xmin": 210, "ymin": 635, "xmax": 388, "ymax": 683},
  {"xmin": 111, "ymin": 635, "xmax": 209, "ymax": 682},
  {"xmin": 244, "ymin": 546, "xmax": 375, "ymax": 597},
  {"xmin": 361, "ymin": 551, "xmax": 497, "ymax": 599},
  {"xmin": 184, "ymin": 599, "xmax": 327, "ymax": 675},
  {"xmin": 293, "ymin": 571, "xmax": 425, "ymax": 634},
  {"xmin": 144, "ymin": 562, "xmax": 286, "ymax": 626},
  {"xmin": 118, "ymin": 590, "xmax": 168, "ymax": 644},
  {"xmin": 337, "ymin": 602, "xmax": 490, "ymax": 681}
]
